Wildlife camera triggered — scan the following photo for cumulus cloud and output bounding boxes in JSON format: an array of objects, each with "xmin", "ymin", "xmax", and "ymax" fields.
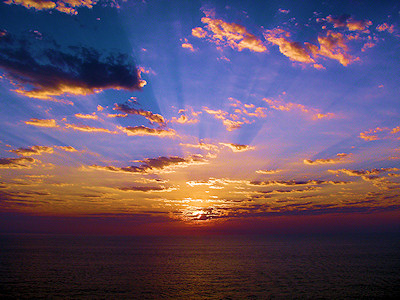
[
  {"xmin": 263, "ymin": 98, "xmax": 335, "ymax": 119},
  {"xmin": 325, "ymin": 15, "xmax": 372, "ymax": 31},
  {"xmin": 118, "ymin": 126, "xmax": 176, "ymax": 137},
  {"xmin": 220, "ymin": 143, "xmax": 255, "ymax": 152},
  {"xmin": 65, "ymin": 123, "xmax": 118, "ymax": 134},
  {"xmin": 88, "ymin": 155, "xmax": 206, "ymax": 174},
  {"xmin": 9, "ymin": 145, "xmax": 53, "ymax": 156},
  {"xmin": 0, "ymin": 34, "xmax": 142, "ymax": 101},
  {"xmin": 25, "ymin": 118, "xmax": 59, "ymax": 128},
  {"xmin": 304, "ymin": 153, "xmax": 350, "ymax": 165},
  {"xmin": 0, "ymin": 157, "xmax": 36, "ymax": 169},
  {"xmin": 113, "ymin": 103, "xmax": 165, "ymax": 125},
  {"xmin": 192, "ymin": 9, "xmax": 267, "ymax": 53},
  {"xmin": 5, "ymin": 0, "xmax": 98, "ymax": 15},
  {"xmin": 264, "ymin": 28, "xmax": 358, "ymax": 67}
]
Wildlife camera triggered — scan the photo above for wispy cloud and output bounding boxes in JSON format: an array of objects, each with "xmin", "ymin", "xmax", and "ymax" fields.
[
  {"xmin": 263, "ymin": 98, "xmax": 335, "ymax": 119},
  {"xmin": 75, "ymin": 113, "xmax": 98, "ymax": 120},
  {"xmin": 359, "ymin": 126, "xmax": 400, "ymax": 141},
  {"xmin": 88, "ymin": 155, "xmax": 207, "ymax": 174},
  {"xmin": 304, "ymin": 153, "xmax": 350, "ymax": 165},
  {"xmin": 25, "ymin": 118, "xmax": 59, "ymax": 128},
  {"xmin": 65, "ymin": 124, "xmax": 118, "ymax": 134},
  {"xmin": 118, "ymin": 126, "xmax": 176, "ymax": 137}
]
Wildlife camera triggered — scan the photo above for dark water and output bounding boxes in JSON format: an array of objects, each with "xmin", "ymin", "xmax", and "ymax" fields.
[{"xmin": 0, "ymin": 234, "xmax": 399, "ymax": 299}]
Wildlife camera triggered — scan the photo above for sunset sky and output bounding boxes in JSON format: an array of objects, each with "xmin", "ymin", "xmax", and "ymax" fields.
[{"xmin": 0, "ymin": 0, "xmax": 399, "ymax": 235}]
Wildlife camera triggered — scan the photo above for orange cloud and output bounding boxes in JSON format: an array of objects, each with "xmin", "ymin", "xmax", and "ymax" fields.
[
  {"xmin": 376, "ymin": 23, "xmax": 395, "ymax": 34},
  {"xmin": 263, "ymin": 98, "xmax": 335, "ymax": 120},
  {"xmin": 256, "ymin": 169, "xmax": 281, "ymax": 174},
  {"xmin": 5, "ymin": 0, "xmax": 97, "ymax": 15},
  {"xmin": 192, "ymin": 10, "xmax": 267, "ymax": 53},
  {"xmin": 75, "ymin": 113, "xmax": 98, "ymax": 120},
  {"xmin": 264, "ymin": 28, "xmax": 358, "ymax": 67},
  {"xmin": 304, "ymin": 153, "xmax": 351, "ymax": 165},
  {"xmin": 325, "ymin": 15, "xmax": 372, "ymax": 31},
  {"xmin": 65, "ymin": 123, "xmax": 118, "ymax": 134},
  {"xmin": 170, "ymin": 115, "xmax": 199, "ymax": 124},
  {"xmin": 25, "ymin": 118, "xmax": 59, "ymax": 128},
  {"xmin": 118, "ymin": 126, "xmax": 176, "ymax": 137},
  {"xmin": 9, "ymin": 145, "xmax": 54, "ymax": 156},
  {"xmin": 55, "ymin": 146, "xmax": 78, "ymax": 152},
  {"xmin": 113, "ymin": 103, "xmax": 165, "ymax": 125},
  {"xmin": 219, "ymin": 143, "xmax": 255, "ymax": 152},
  {"xmin": 0, "ymin": 157, "xmax": 36, "ymax": 169},
  {"xmin": 359, "ymin": 126, "xmax": 400, "ymax": 141},
  {"xmin": 181, "ymin": 38, "xmax": 195, "ymax": 52},
  {"xmin": 88, "ymin": 155, "xmax": 206, "ymax": 174}
]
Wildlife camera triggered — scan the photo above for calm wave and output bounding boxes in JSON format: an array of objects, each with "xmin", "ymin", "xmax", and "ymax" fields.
[{"xmin": 1, "ymin": 234, "xmax": 399, "ymax": 299}]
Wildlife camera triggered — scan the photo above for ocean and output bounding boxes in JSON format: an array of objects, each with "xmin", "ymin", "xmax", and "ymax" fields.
[{"xmin": 1, "ymin": 234, "xmax": 399, "ymax": 299}]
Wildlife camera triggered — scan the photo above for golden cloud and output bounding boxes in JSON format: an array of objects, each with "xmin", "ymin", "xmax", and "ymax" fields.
[
  {"xmin": 65, "ymin": 123, "xmax": 118, "ymax": 134},
  {"xmin": 304, "ymin": 153, "xmax": 351, "ymax": 165},
  {"xmin": 192, "ymin": 10, "xmax": 267, "ymax": 53},
  {"xmin": 0, "ymin": 157, "xmax": 36, "ymax": 169},
  {"xmin": 118, "ymin": 126, "xmax": 176, "ymax": 137},
  {"xmin": 5, "ymin": 0, "xmax": 97, "ymax": 15},
  {"xmin": 75, "ymin": 113, "xmax": 98, "ymax": 120},
  {"xmin": 25, "ymin": 118, "xmax": 59, "ymax": 128},
  {"xmin": 9, "ymin": 145, "xmax": 54, "ymax": 156},
  {"xmin": 219, "ymin": 143, "xmax": 255, "ymax": 152}
]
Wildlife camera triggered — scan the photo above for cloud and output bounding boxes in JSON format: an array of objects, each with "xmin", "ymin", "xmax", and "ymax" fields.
[
  {"xmin": 0, "ymin": 157, "xmax": 36, "ymax": 169},
  {"xmin": 170, "ymin": 115, "xmax": 199, "ymax": 124},
  {"xmin": 325, "ymin": 15, "xmax": 372, "ymax": 31},
  {"xmin": 278, "ymin": 8, "xmax": 290, "ymax": 14},
  {"xmin": 304, "ymin": 153, "xmax": 350, "ymax": 165},
  {"xmin": 256, "ymin": 169, "xmax": 281, "ymax": 174},
  {"xmin": 118, "ymin": 126, "xmax": 176, "ymax": 137},
  {"xmin": 180, "ymin": 142, "xmax": 220, "ymax": 152},
  {"xmin": 359, "ymin": 126, "xmax": 400, "ymax": 141},
  {"xmin": 249, "ymin": 179, "xmax": 347, "ymax": 186},
  {"xmin": 75, "ymin": 113, "xmax": 98, "ymax": 120},
  {"xmin": 181, "ymin": 38, "xmax": 195, "ymax": 52},
  {"xmin": 117, "ymin": 186, "xmax": 174, "ymax": 193},
  {"xmin": 376, "ymin": 23, "xmax": 395, "ymax": 34},
  {"xmin": 25, "ymin": 118, "xmax": 59, "ymax": 128},
  {"xmin": 5, "ymin": 0, "xmax": 98, "ymax": 15},
  {"xmin": 263, "ymin": 98, "xmax": 335, "ymax": 119},
  {"xmin": 65, "ymin": 123, "xmax": 118, "ymax": 134},
  {"xmin": 328, "ymin": 168, "xmax": 396, "ymax": 183},
  {"xmin": 264, "ymin": 28, "xmax": 358, "ymax": 67},
  {"xmin": 9, "ymin": 145, "xmax": 53, "ymax": 156},
  {"xmin": 88, "ymin": 155, "xmax": 206, "ymax": 174},
  {"xmin": 220, "ymin": 143, "xmax": 255, "ymax": 152},
  {"xmin": 55, "ymin": 146, "xmax": 78, "ymax": 152},
  {"xmin": 113, "ymin": 103, "xmax": 165, "ymax": 125},
  {"xmin": 0, "ymin": 34, "xmax": 142, "ymax": 101},
  {"xmin": 192, "ymin": 9, "xmax": 267, "ymax": 53}
]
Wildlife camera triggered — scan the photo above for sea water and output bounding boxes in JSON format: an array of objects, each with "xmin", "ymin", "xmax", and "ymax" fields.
[{"xmin": 1, "ymin": 234, "xmax": 399, "ymax": 299}]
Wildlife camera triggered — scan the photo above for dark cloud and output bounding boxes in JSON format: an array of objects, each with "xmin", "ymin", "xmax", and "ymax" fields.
[
  {"xmin": 114, "ymin": 103, "xmax": 166, "ymax": 125},
  {"xmin": 9, "ymin": 145, "xmax": 53, "ymax": 156},
  {"xmin": 0, "ymin": 157, "xmax": 35, "ymax": 169},
  {"xmin": 89, "ymin": 155, "xmax": 206, "ymax": 174},
  {"xmin": 117, "ymin": 186, "xmax": 168, "ymax": 192},
  {"xmin": 249, "ymin": 179, "xmax": 347, "ymax": 186},
  {"xmin": 0, "ymin": 32, "xmax": 142, "ymax": 101}
]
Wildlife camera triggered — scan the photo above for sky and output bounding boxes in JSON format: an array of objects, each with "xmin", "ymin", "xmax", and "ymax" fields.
[{"xmin": 0, "ymin": 0, "xmax": 399, "ymax": 235}]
